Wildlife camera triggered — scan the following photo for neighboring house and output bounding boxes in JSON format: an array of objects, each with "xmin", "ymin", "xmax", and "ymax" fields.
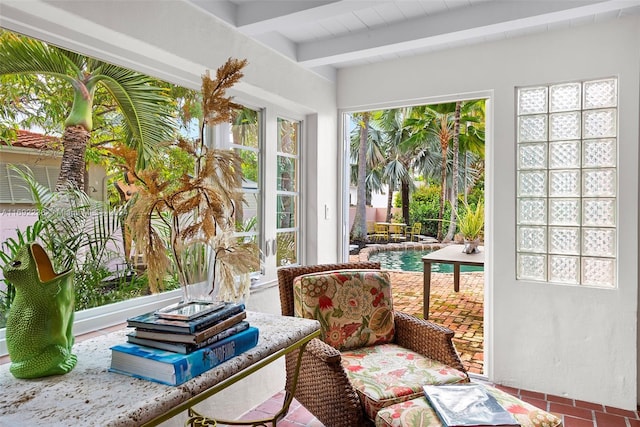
[{"xmin": 0, "ymin": 129, "xmax": 107, "ymax": 248}]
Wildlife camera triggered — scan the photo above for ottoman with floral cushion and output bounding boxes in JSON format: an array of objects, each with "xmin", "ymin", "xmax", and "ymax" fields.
[
  {"xmin": 375, "ymin": 382, "xmax": 563, "ymax": 427},
  {"xmin": 293, "ymin": 269, "xmax": 468, "ymax": 422}
]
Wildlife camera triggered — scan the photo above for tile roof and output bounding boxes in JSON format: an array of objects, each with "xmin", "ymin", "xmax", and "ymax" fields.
[{"xmin": 3, "ymin": 130, "xmax": 62, "ymax": 151}]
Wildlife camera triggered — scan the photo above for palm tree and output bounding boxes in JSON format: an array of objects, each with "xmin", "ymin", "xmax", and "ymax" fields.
[
  {"xmin": 350, "ymin": 112, "xmax": 371, "ymax": 243},
  {"xmin": 0, "ymin": 32, "xmax": 176, "ymax": 191},
  {"xmin": 444, "ymin": 101, "xmax": 462, "ymax": 241},
  {"xmin": 376, "ymin": 108, "xmax": 414, "ymax": 223}
]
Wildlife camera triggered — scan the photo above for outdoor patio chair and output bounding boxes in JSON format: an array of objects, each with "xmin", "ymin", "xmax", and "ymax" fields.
[
  {"xmin": 405, "ymin": 222, "xmax": 422, "ymax": 241},
  {"xmin": 371, "ymin": 223, "xmax": 389, "ymax": 242},
  {"xmin": 278, "ymin": 262, "xmax": 469, "ymax": 427},
  {"xmin": 388, "ymin": 223, "xmax": 406, "ymax": 242},
  {"xmin": 366, "ymin": 221, "xmax": 376, "ymax": 236}
]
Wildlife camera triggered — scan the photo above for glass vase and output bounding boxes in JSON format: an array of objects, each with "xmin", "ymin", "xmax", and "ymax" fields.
[{"xmin": 176, "ymin": 238, "xmax": 218, "ymax": 303}]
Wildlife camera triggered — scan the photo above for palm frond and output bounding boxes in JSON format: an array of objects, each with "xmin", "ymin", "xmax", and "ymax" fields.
[
  {"xmin": 93, "ymin": 63, "xmax": 177, "ymax": 169},
  {"xmin": 0, "ymin": 33, "xmax": 79, "ymax": 84}
]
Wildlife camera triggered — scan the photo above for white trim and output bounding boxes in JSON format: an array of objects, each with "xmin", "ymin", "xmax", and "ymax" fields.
[{"xmin": 0, "ymin": 289, "xmax": 182, "ymax": 357}]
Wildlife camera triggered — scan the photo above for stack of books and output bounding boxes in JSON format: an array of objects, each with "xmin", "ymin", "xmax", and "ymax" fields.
[{"xmin": 109, "ymin": 302, "xmax": 259, "ymax": 386}]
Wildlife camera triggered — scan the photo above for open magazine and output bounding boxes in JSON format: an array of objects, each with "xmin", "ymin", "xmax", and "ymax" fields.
[{"xmin": 423, "ymin": 383, "xmax": 519, "ymax": 427}]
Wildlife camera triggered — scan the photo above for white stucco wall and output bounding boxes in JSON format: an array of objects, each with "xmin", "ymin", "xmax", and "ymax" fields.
[{"xmin": 338, "ymin": 17, "xmax": 640, "ymax": 410}]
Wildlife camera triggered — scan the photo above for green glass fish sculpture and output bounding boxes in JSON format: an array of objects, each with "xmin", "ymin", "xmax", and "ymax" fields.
[{"xmin": 4, "ymin": 242, "xmax": 77, "ymax": 378}]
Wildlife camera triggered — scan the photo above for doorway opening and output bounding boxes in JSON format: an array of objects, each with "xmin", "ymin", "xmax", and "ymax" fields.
[{"xmin": 342, "ymin": 98, "xmax": 488, "ymax": 376}]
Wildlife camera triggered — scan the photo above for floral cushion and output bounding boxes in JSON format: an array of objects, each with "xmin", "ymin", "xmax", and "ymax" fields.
[
  {"xmin": 343, "ymin": 343, "xmax": 468, "ymax": 421},
  {"xmin": 375, "ymin": 383, "xmax": 563, "ymax": 427},
  {"xmin": 293, "ymin": 270, "xmax": 395, "ymax": 350}
]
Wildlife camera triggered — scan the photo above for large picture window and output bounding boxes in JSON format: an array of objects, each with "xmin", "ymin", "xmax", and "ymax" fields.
[{"xmin": 516, "ymin": 78, "xmax": 617, "ymax": 287}]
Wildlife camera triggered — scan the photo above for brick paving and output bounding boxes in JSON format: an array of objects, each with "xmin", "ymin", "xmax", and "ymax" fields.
[
  {"xmin": 350, "ymin": 248, "xmax": 485, "ymax": 375},
  {"xmin": 387, "ymin": 270, "xmax": 485, "ymax": 374}
]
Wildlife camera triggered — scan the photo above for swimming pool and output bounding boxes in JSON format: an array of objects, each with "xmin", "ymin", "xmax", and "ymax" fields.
[{"xmin": 368, "ymin": 249, "xmax": 485, "ymax": 273}]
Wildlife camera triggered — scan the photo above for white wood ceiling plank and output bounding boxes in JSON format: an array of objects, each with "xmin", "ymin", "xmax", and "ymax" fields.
[
  {"xmin": 395, "ymin": 1, "xmax": 429, "ymax": 19},
  {"xmin": 318, "ymin": 16, "xmax": 351, "ymax": 36},
  {"xmin": 417, "ymin": 0, "xmax": 450, "ymax": 15},
  {"xmin": 353, "ymin": 6, "xmax": 387, "ymax": 29},
  {"xmin": 372, "ymin": 2, "xmax": 406, "ymax": 24},
  {"xmin": 335, "ymin": 11, "xmax": 367, "ymax": 32}
]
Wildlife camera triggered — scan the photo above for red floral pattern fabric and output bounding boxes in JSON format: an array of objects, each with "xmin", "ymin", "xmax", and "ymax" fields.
[
  {"xmin": 293, "ymin": 270, "xmax": 395, "ymax": 350},
  {"xmin": 342, "ymin": 343, "xmax": 468, "ymax": 420},
  {"xmin": 375, "ymin": 383, "xmax": 563, "ymax": 427}
]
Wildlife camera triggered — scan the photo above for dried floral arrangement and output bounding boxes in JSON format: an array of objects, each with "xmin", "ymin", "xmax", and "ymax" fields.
[{"xmin": 110, "ymin": 58, "xmax": 259, "ymax": 301}]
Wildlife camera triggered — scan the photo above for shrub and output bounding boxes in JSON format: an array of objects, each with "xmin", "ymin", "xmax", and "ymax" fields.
[{"xmin": 409, "ymin": 184, "xmax": 451, "ymax": 238}]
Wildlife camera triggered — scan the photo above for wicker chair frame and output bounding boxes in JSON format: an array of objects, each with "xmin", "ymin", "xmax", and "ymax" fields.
[{"xmin": 277, "ymin": 262, "xmax": 468, "ymax": 427}]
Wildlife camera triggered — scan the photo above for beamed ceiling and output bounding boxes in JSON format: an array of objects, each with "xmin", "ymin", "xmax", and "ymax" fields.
[{"xmin": 187, "ymin": 0, "xmax": 640, "ymax": 79}]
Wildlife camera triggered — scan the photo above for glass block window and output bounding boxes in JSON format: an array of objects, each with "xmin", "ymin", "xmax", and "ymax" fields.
[{"xmin": 516, "ymin": 78, "xmax": 617, "ymax": 287}]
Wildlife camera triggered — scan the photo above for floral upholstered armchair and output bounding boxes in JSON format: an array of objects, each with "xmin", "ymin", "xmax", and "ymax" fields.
[{"xmin": 277, "ymin": 262, "xmax": 469, "ymax": 427}]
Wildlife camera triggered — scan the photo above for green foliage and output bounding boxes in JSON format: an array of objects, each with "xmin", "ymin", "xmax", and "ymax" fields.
[
  {"xmin": 409, "ymin": 184, "xmax": 452, "ymax": 238},
  {"xmin": 457, "ymin": 199, "xmax": 484, "ymax": 240},
  {"xmin": 276, "ymin": 232, "xmax": 296, "ymax": 266},
  {"xmin": 0, "ymin": 167, "xmax": 152, "ymax": 322}
]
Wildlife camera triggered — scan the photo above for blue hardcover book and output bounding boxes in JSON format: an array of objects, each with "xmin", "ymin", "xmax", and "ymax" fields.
[
  {"xmin": 126, "ymin": 302, "xmax": 245, "ymax": 334},
  {"xmin": 110, "ymin": 326, "xmax": 259, "ymax": 386}
]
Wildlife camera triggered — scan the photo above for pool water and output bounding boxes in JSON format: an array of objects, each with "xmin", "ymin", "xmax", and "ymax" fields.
[{"xmin": 368, "ymin": 249, "xmax": 485, "ymax": 273}]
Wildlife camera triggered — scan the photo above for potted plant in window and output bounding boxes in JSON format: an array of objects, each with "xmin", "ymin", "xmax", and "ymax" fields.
[
  {"xmin": 457, "ymin": 200, "xmax": 484, "ymax": 254},
  {"xmin": 111, "ymin": 58, "xmax": 259, "ymax": 304}
]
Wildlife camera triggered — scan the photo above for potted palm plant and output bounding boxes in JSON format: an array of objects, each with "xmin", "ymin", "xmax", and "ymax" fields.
[{"xmin": 457, "ymin": 200, "xmax": 484, "ymax": 254}]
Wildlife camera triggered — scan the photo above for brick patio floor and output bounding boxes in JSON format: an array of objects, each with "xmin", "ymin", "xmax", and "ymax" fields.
[{"xmin": 386, "ymin": 270, "xmax": 485, "ymax": 375}]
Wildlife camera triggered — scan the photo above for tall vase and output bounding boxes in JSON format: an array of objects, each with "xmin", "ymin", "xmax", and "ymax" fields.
[
  {"xmin": 3, "ymin": 243, "xmax": 77, "ymax": 379},
  {"xmin": 176, "ymin": 238, "xmax": 218, "ymax": 303}
]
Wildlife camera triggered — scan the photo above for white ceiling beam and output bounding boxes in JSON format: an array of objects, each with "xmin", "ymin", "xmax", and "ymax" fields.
[
  {"xmin": 188, "ymin": 0, "xmax": 237, "ymax": 26},
  {"xmin": 235, "ymin": 0, "xmax": 394, "ymax": 35},
  {"xmin": 297, "ymin": 0, "xmax": 640, "ymax": 67}
]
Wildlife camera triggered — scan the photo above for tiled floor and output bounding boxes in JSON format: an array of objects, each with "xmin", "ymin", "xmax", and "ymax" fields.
[
  {"xmin": 246, "ymin": 385, "xmax": 640, "ymax": 427},
  {"xmin": 241, "ymin": 266, "xmax": 640, "ymax": 427}
]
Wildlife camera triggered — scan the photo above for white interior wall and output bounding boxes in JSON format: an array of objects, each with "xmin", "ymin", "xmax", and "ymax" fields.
[{"xmin": 338, "ymin": 17, "xmax": 640, "ymax": 410}]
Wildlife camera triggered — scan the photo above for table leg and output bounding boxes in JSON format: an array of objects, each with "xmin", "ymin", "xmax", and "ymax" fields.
[
  {"xmin": 454, "ymin": 264, "xmax": 460, "ymax": 292},
  {"xmin": 423, "ymin": 261, "xmax": 432, "ymax": 319},
  {"xmin": 185, "ymin": 338, "xmax": 312, "ymax": 427}
]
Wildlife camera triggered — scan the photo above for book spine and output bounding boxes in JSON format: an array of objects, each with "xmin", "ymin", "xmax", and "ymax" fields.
[
  {"xmin": 188, "ymin": 303, "xmax": 245, "ymax": 333},
  {"xmin": 126, "ymin": 335, "xmax": 190, "ymax": 354},
  {"xmin": 173, "ymin": 326, "xmax": 259, "ymax": 384},
  {"xmin": 192, "ymin": 321, "xmax": 250, "ymax": 350}
]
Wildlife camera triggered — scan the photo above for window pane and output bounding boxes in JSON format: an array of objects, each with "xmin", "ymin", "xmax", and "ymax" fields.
[
  {"xmin": 549, "ymin": 82, "xmax": 581, "ymax": 112},
  {"xmin": 277, "ymin": 119, "xmax": 298, "ymax": 155},
  {"xmin": 518, "ymin": 86, "xmax": 547, "ymax": 115},
  {"xmin": 518, "ymin": 115, "xmax": 547, "ymax": 142},
  {"xmin": 276, "ymin": 231, "xmax": 297, "ymax": 266},
  {"xmin": 277, "ymin": 156, "xmax": 296, "ymax": 192},
  {"xmin": 277, "ymin": 195, "xmax": 296, "ymax": 229},
  {"xmin": 583, "ymin": 79, "xmax": 617, "ymax": 109},
  {"xmin": 549, "ymin": 141, "xmax": 580, "ymax": 169},
  {"xmin": 231, "ymin": 109, "xmax": 259, "ymax": 148}
]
